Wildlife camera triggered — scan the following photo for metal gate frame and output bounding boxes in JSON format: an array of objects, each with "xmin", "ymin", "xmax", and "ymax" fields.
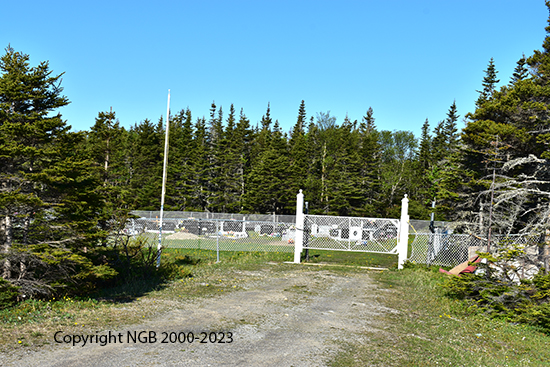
[
  {"xmin": 302, "ymin": 214, "xmax": 400, "ymax": 254},
  {"xmin": 293, "ymin": 191, "xmax": 410, "ymax": 268}
]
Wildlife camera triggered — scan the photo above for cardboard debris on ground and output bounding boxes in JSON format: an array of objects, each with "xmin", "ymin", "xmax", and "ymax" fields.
[{"xmin": 439, "ymin": 255, "xmax": 480, "ymax": 276}]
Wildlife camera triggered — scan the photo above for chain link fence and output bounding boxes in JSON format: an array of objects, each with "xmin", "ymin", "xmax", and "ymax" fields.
[
  {"xmin": 131, "ymin": 211, "xmax": 296, "ymax": 223},
  {"xmin": 303, "ymin": 214, "xmax": 400, "ymax": 253},
  {"xmin": 125, "ymin": 217, "xmax": 296, "ymax": 254},
  {"xmin": 128, "ymin": 211, "xmax": 543, "ymax": 270},
  {"xmin": 408, "ymin": 231, "xmax": 543, "ymax": 267}
]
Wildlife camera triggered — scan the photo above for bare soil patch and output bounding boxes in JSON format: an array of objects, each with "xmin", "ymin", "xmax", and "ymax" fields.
[
  {"xmin": 165, "ymin": 232, "xmax": 200, "ymax": 240},
  {"xmin": 2, "ymin": 268, "xmax": 393, "ymax": 367}
]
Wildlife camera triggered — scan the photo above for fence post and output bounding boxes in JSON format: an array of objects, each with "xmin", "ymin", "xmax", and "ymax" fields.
[
  {"xmin": 398, "ymin": 194, "xmax": 410, "ymax": 269},
  {"xmin": 294, "ymin": 190, "xmax": 304, "ymax": 263},
  {"xmin": 216, "ymin": 220, "xmax": 220, "ymax": 263}
]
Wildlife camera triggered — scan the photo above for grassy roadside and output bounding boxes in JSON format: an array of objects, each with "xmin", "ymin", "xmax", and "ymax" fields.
[
  {"xmin": 0, "ymin": 249, "xmax": 299, "ymax": 353},
  {"xmin": 0, "ymin": 247, "xmax": 391, "ymax": 353},
  {"xmin": 4, "ymin": 248, "xmax": 550, "ymax": 366},
  {"xmin": 329, "ymin": 266, "xmax": 550, "ymax": 367}
]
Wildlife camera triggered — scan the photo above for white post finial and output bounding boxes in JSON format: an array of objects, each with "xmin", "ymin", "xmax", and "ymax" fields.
[
  {"xmin": 294, "ymin": 190, "xmax": 305, "ymax": 263},
  {"xmin": 397, "ymin": 194, "xmax": 410, "ymax": 269}
]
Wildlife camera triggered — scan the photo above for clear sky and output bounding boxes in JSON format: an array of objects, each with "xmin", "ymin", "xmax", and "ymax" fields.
[{"xmin": 2, "ymin": 0, "xmax": 549, "ymax": 137}]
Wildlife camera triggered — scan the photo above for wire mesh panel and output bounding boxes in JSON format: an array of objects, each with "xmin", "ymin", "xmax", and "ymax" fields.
[
  {"xmin": 131, "ymin": 211, "xmax": 296, "ymax": 223},
  {"xmin": 126, "ymin": 218, "xmax": 296, "ymax": 253},
  {"xmin": 408, "ymin": 233, "xmax": 476, "ymax": 267},
  {"xmin": 303, "ymin": 214, "xmax": 400, "ymax": 253},
  {"xmin": 408, "ymin": 219, "xmax": 451, "ymax": 233},
  {"xmin": 408, "ymin": 232, "xmax": 543, "ymax": 267}
]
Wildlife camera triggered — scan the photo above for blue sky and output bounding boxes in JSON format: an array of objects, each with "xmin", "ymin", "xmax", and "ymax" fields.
[{"xmin": 3, "ymin": 0, "xmax": 548, "ymax": 137}]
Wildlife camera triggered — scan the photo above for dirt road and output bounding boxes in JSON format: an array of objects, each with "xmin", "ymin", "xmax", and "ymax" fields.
[{"xmin": 3, "ymin": 268, "xmax": 394, "ymax": 366}]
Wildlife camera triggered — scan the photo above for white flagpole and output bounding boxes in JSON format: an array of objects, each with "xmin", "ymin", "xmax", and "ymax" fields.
[{"xmin": 157, "ymin": 90, "xmax": 171, "ymax": 268}]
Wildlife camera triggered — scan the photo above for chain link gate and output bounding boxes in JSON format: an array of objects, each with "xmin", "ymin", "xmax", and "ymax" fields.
[{"xmin": 302, "ymin": 214, "xmax": 400, "ymax": 254}]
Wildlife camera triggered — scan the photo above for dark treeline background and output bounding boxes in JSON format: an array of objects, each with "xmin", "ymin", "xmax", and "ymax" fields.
[{"xmin": 86, "ymin": 99, "xmax": 460, "ymax": 220}]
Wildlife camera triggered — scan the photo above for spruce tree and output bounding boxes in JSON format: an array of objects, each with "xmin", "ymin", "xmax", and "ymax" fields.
[
  {"xmin": 288, "ymin": 100, "xmax": 310, "ymax": 208},
  {"xmin": 453, "ymin": 3, "xmax": 550, "ymax": 232},
  {"xmin": 431, "ymin": 120, "xmax": 447, "ymax": 164},
  {"xmin": 476, "ymin": 58, "xmax": 500, "ymax": 108},
  {"xmin": 216, "ymin": 104, "xmax": 242, "ymax": 212},
  {"xmin": 249, "ymin": 103, "xmax": 272, "ymax": 168},
  {"xmin": 0, "ymin": 46, "xmax": 113, "ymax": 297},
  {"xmin": 234, "ymin": 109, "xmax": 254, "ymax": 210},
  {"xmin": 192, "ymin": 117, "xmax": 210, "ymax": 210},
  {"xmin": 207, "ymin": 102, "xmax": 226, "ymax": 212},
  {"xmin": 176, "ymin": 108, "xmax": 198, "ymax": 210},
  {"xmin": 359, "ymin": 107, "xmax": 382, "ymax": 216},
  {"xmin": 165, "ymin": 108, "xmax": 196, "ymax": 211},
  {"xmin": 127, "ymin": 119, "xmax": 163, "ymax": 210},
  {"xmin": 86, "ymin": 108, "xmax": 130, "ymax": 236},
  {"xmin": 418, "ymin": 118, "xmax": 432, "ymax": 171},
  {"xmin": 244, "ymin": 121, "xmax": 290, "ymax": 214},
  {"xmin": 444, "ymin": 101, "xmax": 460, "ymax": 153},
  {"xmin": 510, "ymin": 54, "xmax": 529, "ymax": 85}
]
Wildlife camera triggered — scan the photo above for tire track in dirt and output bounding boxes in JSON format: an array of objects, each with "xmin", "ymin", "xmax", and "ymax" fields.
[{"xmin": 4, "ymin": 270, "xmax": 395, "ymax": 367}]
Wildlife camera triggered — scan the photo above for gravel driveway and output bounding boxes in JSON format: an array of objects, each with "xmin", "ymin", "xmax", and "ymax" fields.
[{"xmin": 3, "ymin": 268, "xmax": 393, "ymax": 366}]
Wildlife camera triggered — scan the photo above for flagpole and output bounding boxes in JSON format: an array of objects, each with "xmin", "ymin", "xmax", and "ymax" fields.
[{"xmin": 157, "ymin": 89, "xmax": 171, "ymax": 268}]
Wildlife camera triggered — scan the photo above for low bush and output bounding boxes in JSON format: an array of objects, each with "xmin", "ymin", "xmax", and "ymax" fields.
[
  {"xmin": 0, "ymin": 278, "xmax": 19, "ymax": 310},
  {"xmin": 441, "ymin": 261, "xmax": 550, "ymax": 332}
]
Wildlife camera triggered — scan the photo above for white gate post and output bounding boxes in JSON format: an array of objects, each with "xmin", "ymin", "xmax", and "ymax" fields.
[
  {"xmin": 397, "ymin": 194, "xmax": 410, "ymax": 269},
  {"xmin": 294, "ymin": 190, "xmax": 304, "ymax": 263}
]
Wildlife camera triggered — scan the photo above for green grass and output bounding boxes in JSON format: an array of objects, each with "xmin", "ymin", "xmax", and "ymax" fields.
[
  {"xmin": 8, "ymin": 246, "xmax": 547, "ymax": 365},
  {"xmin": 301, "ymin": 249, "xmax": 397, "ymax": 269},
  {"xmin": 0, "ymin": 249, "xmax": 297, "ymax": 351},
  {"xmin": 328, "ymin": 266, "xmax": 550, "ymax": 366}
]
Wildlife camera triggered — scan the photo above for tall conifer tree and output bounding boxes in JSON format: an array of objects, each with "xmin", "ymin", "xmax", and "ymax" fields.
[{"xmin": 0, "ymin": 47, "xmax": 112, "ymax": 296}]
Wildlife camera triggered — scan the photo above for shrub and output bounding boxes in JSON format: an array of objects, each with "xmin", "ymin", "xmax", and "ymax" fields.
[
  {"xmin": 441, "ymin": 257, "xmax": 550, "ymax": 332},
  {"xmin": 0, "ymin": 278, "xmax": 19, "ymax": 310}
]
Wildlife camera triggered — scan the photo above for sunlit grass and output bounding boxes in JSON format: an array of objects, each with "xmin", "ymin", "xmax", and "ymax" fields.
[{"xmin": 329, "ymin": 266, "xmax": 550, "ymax": 366}]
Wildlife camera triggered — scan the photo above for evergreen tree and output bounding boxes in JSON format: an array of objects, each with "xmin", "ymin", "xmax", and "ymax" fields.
[
  {"xmin": 327, "ymin": 118, "xmax": 364, "ymax": 216},
  {"xmin": 358, "ymin": 107, "xmax": 382, "ymax": 215},
  {"xmin": 0, "ymin": 46, "xmax": 113, "ymax": 297},
  {"xmin": 216, "ymin": 104, "xmax": 243, "ymax": 212},
  {"xmin": 249, "ymin": 103, "xmax": 272, "ymax": 169},
  {"xmin": 291, "ymin": 100, "xmax": 307, "ymax": 141},
  {"xmin": 234, "ymin": 109, "xmax": 254, "ymax": 209},
  {"xmin": 431, "ymin": 119, "xmax": 447, "ymax": 163},
  {"xmin": 207, "ymin": 102, "xmax": 226, "ymax": 212},
  {"xmin": 244, "ymin": 121, "xmax": 290, "ymax": 214},
  {"xmin": 476, "ymin": 58, "xmax": 500, "ymax": 108},
  {"xmin": 510, "ymin": 54, "xmax": 529, "ymax": 85},
  {"xmin": 288, "ymin": 100, "xmax": 310, "ymax": 208},
  {"xmin": 417, "ymin": 118, "xmax": 432, "ymax": 171},
  {"xmin": 86, "ymin": 108, "xmax": 130, "ymax": 237},
  {"xmin": 444, "ymin": 101, "xmax": 460, "ymax": 153},
  {"xmin": 127, "ymin": 119, "xmax": 163, "ymax": 210},
  {"xmin": 192, "ymin": 117, "xmax": 210, "ymax": 210},
  {"xmin": 165, "ymin": 108, "xmax": 197, "ymax": 210},
  {"xmin": 453, "ymin": 2, "xmax": 550, "ymax": 232}
]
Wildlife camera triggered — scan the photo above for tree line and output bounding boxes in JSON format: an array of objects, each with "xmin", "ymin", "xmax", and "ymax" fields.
[
  {"xmin": 87, "ymin": 99, "xmax": 459, "ymax": 220},
  {"xmin": 3, "ymin": 1, "xmax": 550, "ymax": 299}
]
